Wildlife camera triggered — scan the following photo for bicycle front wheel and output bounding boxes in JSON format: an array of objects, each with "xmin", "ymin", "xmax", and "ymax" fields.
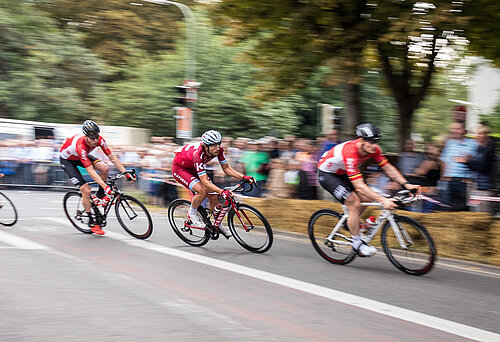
[
  {"xmin": 115, "ymin": 195, "xmax": 153, "ymax": 239},
  {"xmin": 63, "ymin": 191, "xmax": 92, "ymax": 234},
  {"xmin": 308, "ymin": 209, "xmax": 355, "ymax": 265},
  {"xmin": 0, "ymin": 192, "xmax": 18, "ymax": 226},
  {"xmin": 167, "ymin": 199, "xmax": 210, "ymax": 247},
  {"xmin": 381, "ymin": 215, "xmax": 436, "ymax": 276},
  {"xmin": 227, "ymin": 204, "xmax": 273, "ymax": 253}
]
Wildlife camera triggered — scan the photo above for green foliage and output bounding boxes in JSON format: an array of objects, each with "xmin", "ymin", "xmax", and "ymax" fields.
[
  {"xmin": 0, "ymin": 0, "xmax": 106, "ymax": 121},
  {"xmin": 480, "ymin": 101, "xmax": 500, "ymax": 134},
  {"xmin": 38, "ymin": 0, "xmax": 183, "ymax": 66}
]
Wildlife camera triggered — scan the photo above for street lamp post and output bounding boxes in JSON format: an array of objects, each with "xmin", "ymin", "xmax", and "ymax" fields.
[
  {"xmin": 141, "ymin": 0, "xmax": 198, "ymax": 139},
  {"xmin": 141, "ymin": 0, "xmax": 196, "ymax": 81}
]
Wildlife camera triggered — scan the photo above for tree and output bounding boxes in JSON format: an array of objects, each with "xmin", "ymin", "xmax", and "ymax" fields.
[
  {"xmin": 0, "ymin": 0, "xmax": 106, "ymax": 122},
  {"xmin": 38, "ymin": 0, "xmax": 184, "ymax": 68},
  {"xmin": 214, "ymin": 1, "xmax": 474, "ymax": 149}
]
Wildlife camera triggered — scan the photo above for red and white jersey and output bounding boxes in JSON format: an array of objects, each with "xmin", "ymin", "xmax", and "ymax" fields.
[
  {"xmin": 318, "ymin": 139, "xmax": 388, "ymax": 182},
  {"xmin": 59, "ymin": 134, "xmax": 111, "ymax": 168},
  {"xmin": 173, "ymin": 142, "xmax": 227, "ymax": 177}
]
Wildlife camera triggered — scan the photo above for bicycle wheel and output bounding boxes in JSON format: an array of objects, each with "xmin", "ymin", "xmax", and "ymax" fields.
[
  {"xmin": 308, "ymin": 209, "xmax": 355, "ymax": 265},
  {"xmin": 381, "ymin": 215, "xmax": 436, "ymax": 276},
  {"xmin": 115, "ymin": 195, "xmax": 153, "ymax": 239},
  {"xmin": 0, "ymin": 192, "xmax": 18, "ymax": 226},
  {"xmin": 167, "ymin": 199, "xmax": 210, "ymax": 247},
  {"xmin": 63, "ymin": 191, "xmax": 92, "ymax": 234},
  {"xmin": 227, "ymin": 204, "xmax": 273, "ymax": 253}
]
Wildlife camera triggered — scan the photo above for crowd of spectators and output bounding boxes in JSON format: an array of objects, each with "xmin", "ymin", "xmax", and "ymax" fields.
[{"xmin": 0, "ymin": 123, "xmax": 498, "ymax": 215}]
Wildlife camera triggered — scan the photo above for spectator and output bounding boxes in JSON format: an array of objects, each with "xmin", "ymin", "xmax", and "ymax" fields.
[
  {"xmin": 458, "ymin": 124, "xmax": 497, "ymax": 214},
  {"xmin": 284, "ymin": 159, "xmax": 300, "ymax": 198},
  {"xmin": 318, "ymin": 129, "xmax": 340, "ymax": 158},
  {"xmin": 397, "ymin": 139, "xmax": 424, "ymax": 177},
  {"xmin": 440, "ymin": 122, "xmax": 478, "ymax": 211},
  {"xmin": 278, "ymin": 139, "xmax": 295, "ymax": 159},
  {"xmin": 264, "ymin": 158, "xmax": 288, "ymax": 198},
  {"xmin": 241, "ymin": 140, "xmax": 270, "ymax": 197},
  {"xmin": 295, "ymin": 140, "xmax": 318, "ymax": 200}
]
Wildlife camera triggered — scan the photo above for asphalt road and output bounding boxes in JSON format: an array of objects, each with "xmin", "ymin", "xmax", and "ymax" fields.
[{"xmin": 0, "ymin": 190, "xmax": 499, "ymax": 342}]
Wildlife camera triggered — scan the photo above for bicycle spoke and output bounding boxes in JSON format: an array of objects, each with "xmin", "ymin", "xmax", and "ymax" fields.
[{"xmin": 382, "ymin": 216, "xmax": 435, "ymax": 276}]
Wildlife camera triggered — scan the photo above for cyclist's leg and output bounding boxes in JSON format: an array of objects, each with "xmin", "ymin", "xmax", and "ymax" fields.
[
  {"xmin": 207, "ymin": 194, "xmax": 218, "ymax": 212},
  {"xmin": 90, "ymin": 157, "xmax": 108, "ymax": 198},
  {"xmin": 79, "ymin": 183, "xmax": 92, "ymax": 214},
  {"xmin": 344, "ymin": 192, "xmax": 366, "ymax": 236}
]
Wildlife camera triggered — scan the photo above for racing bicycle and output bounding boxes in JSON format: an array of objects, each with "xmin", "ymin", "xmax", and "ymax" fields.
[
  {"xmin": 168, "ymin": 180, "xmax": 273, "ymax": 253},
  {"xmin": 63, "ymin": 170, "xmax": 153, "ymax": 239},
  {"xmin": 0, "ymin": 190, "xmax": 18, "ymax": 226},
  {"xmin": 308, "ymin": 190, "xmax": 436, "ymax": 275}
]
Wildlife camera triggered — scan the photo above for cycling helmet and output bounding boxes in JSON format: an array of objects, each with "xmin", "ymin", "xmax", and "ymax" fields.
[
  {"xmin": 82, "ymin": 120, "xmax": 100, "ymax": 137},
  {"xmin": 201, "ymin": 130, "xmax": 222, "ymax": 145},
  {"xmin": 355, "ymin": 123, "xmax": 381, "ymax": 142}
]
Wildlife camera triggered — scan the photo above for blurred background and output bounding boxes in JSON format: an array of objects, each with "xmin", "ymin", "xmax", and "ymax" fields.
[{"xmin": 0, "ymin": 0, "xmax": 499, "ymax": 215}]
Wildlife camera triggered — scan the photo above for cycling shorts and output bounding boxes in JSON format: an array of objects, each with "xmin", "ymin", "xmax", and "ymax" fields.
[
  {"xmin": 60, "ymin": 156, "xmax": 100, "ymax": 187},
  {"xmin": 318, "ymin": 170, "xmax": 354, "ymax": 204},
  {"xmin": 172, "ymin": 162, "xmax": 201, "ymax": 191}
]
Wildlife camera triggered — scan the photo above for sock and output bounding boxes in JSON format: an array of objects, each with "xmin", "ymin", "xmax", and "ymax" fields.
[
  {"xmin": 87, "ymin": 212, "xmax": 94, "ymax": 225},
  {"xmin": 351, "ymin": 235, "xmax": 361, "ymax": 249}
]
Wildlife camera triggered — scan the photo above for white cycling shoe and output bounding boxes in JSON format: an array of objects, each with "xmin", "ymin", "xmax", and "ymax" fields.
[
  {"xmin": 353, "ymin": 242, "xmax": 377, "ymax": 257},
  {"xmin": 218, "ymin": 221, "xmax": 232, "ymax": 239},
  {"xmin": 187, "ymin": 213, "xmax": 206, "ymax": 228}
]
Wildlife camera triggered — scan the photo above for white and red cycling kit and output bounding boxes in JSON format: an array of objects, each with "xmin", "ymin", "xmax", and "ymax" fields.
[
  {"xmin": 59, "ymin": 134, "xmax": 111, "ymax": 187},
  {"xmin": 172, "ymin": 142, "xmax": 227, "ymax": 191},
  {"xmin": 60, "ymin": 134, "xmax": 111, "ymax": 167},
  {"xmin": 318, "ymin": 139, "xmax": 388, "ymax": 181}
]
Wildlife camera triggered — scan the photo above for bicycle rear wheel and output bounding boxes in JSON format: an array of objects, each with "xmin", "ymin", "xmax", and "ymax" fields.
[
  {"xmin": 227, "ymin": 204, "xmax": 273, "ymax": 253},
  {"xmin": 115, "ymin": 195, "xmax": 153, "ymax": 239},
  {"xmin": 63, "ymin": 191, "xmax": 92, "ymax": 234},
  {"xmin": 381, "ymin": 215, "xmax": 436, "ymax": 276},
  {"xmin": 308, "ymin": 209, "xmax": 355, "ymax": 265},
  {"xmin": 0, "ymin": 192, "xmax": 18, "ymax": 226},
  {"xmin": 167, "ymin": 199, "xmax": 209, "ymax": 247}
]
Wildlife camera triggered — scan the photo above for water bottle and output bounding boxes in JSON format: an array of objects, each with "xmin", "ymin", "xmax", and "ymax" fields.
[
  {"xmin": 213, "ymin": 204, "xmax": 222, "ymax": 219},
  {"xmin": 360, "ymin": 216, "xmax": 376, "ymax": 234}
]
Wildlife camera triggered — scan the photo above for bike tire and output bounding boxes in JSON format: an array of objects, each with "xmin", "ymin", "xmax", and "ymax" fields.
[
  {"xmin": 0, "ymin": 192, "xmax": 18, "ymax": 226},
  {"xmin": 115, "ymin": 195, "xmax": 153, "ymax": 240},
  {"xmin": 308, "ymin": 209, "xmax": 355, "ymax": 265},
  {"xmin": 167, "ymin": 199, "xmax": 210, "ymax": 247},
  {"xmin": 227, "ymin": 204, "xmax": 273, "ymax": 253},
  {"xmin": 63, "ymin": 191, "xmax": 92, "ymax": 234},
  {"xmin": 381, "ymin": 215, "xmax": 436, "ymax": 276}
]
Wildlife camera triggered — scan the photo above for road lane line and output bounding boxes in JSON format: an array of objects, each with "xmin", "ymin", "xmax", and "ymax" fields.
[
  {"xmin": 0, "ymin": 230, "xmax": 51, "ymax": 250},
  {"xmin": 102, "ymin": 230, "xmax": 499, "ymax": 342}
]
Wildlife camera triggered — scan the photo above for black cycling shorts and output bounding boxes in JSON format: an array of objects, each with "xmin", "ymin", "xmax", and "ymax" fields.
[
  {"xmin": 60, "ymin": 156, "xmax": 100, "ymax": 187},
  {"xmin": 318, "ymin": 170, "xmax": 354, "ymax": 204}
]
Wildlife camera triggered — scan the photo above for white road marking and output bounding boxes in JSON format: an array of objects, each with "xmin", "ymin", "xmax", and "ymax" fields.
[
  {"xmin": 102, "ymin": 231, "xmax": 499, "ymax": 342},
  {"xmin": 0, "ymin": 230, "xmax": 50, "ymax": 249},
  {"xmin": 11, "ymin": 216, "xmax": 500, "ymax": 341}
]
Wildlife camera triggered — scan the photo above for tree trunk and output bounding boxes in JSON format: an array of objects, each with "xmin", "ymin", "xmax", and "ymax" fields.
[
  {"xmin": 397, "ymin": 101, "xmax": 413, "ymax": 152},
  {"xmin": 343, "ymin": 81, "xmax": 361, "ymax": 140}
]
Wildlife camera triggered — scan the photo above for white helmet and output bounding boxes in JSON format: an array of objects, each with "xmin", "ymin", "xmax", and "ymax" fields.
[{"xmin": 201, "ymin": 130, "xmax": 222, "ymax": 145}]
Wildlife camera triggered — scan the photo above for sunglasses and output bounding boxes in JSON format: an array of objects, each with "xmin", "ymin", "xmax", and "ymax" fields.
[
  {"xmin": 87, "ymin": 135, "xmax": 99, "ymax": 141},
  {"xmin": 363, "ymin": 139, "xmax": 380, "ymax": 144}
]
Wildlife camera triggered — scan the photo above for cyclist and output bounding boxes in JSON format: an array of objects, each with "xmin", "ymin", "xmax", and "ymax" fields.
[
  {"xmin": 60, "ymin": 120, "xmax": 136, "ymax": 235},
  {"xmin": 172, "ymin": 130, "xmax": 254, "ymax": 238},
  {"xmin": 317, "ymin": 123, "xmax": 420, "ymax": 257}
]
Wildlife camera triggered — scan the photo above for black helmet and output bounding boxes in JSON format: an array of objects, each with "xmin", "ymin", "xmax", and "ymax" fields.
[
  {"xmin": 82, "ymin": 120, "xmax": 100, "ymax": 138},
  {"xmin": 355, "ymin": 123, "xmax": 381, "ymax": 142}
]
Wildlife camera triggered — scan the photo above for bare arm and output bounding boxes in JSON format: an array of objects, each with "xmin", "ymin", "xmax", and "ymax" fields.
[
  {"xmin": 221, "ymin": 162, "xmax": 244, "ymax": 180},
  {"xmin": 107, "ymin": 153, "xmax": 126, "ymax": 173},
  {"xmin": 381, "ymin": 162, "xmax": 420, "ymax": 191},
  {"xmin": 351, "ymin": 178, "xmax": 398, "ymax": 210},
  {"xmin": 85, "ymin": 166, "xmax": 108, "ymax": 190},
  {"xmin": 199, "ymin": 173, "xmax": 224, "ymax": 194}
]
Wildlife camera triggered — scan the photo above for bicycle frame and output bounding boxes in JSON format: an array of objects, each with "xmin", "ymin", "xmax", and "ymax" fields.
[{"xmin": 326, "ymin": 202, "xmax": 412, "ymax": 249}]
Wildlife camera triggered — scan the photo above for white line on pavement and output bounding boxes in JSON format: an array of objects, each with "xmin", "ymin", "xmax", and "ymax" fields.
[
  {"xmin": 102, "ymin": 231, "xmax": 499, "ymax": 342},
  {"xmin": 0, "ymin": 230, "xmax": 51, "ymax": 250}
]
